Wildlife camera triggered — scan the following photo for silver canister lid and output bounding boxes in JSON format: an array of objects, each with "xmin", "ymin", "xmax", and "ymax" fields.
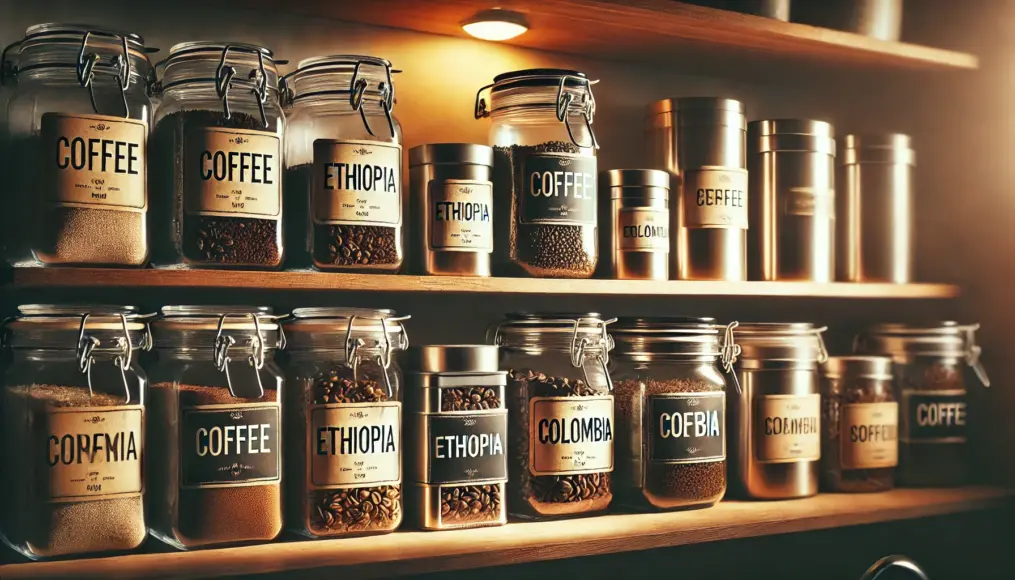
[
  {"xmin": 749, "ymin": 119, "xmax": 836, "ymax": 155},
  {"xmin": 603, "ymin": 169, "xmax": 670, "ymax": 197},
  {"xmin": 735, "ymin": 322, "xmax": 828, "ymax": 363},
  {"xmin": 409, "ymin": 143, "xmax": 494, "ymax": 167},
  {"xmin": 842, "ymin": 133, "xmax": 915, "ymax": 166},
  {"xmin": 822, "ymin": 355, "xmax": 894, "ymax": 380},
  {"xmin": 646, "ymin": 97, "xmax": 744, "ymax": 116},
  {"xmin": 411, "ymin": 345, "xmax": 500, "ymax": 373}
]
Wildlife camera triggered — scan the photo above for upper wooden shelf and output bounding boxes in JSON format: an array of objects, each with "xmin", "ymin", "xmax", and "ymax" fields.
[
  {"xmin": 0, "ymin": 487, "xmax": 1008, "ymax": 580},
  {"xmin": 10, "ymin": 268, "xmax": 958, "ymax": 299},
  {"xmin": 240, "ymin": 0, "xmax": 979, "ymax": 72}
]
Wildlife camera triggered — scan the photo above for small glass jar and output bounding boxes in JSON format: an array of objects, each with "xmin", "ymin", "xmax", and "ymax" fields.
[
  {"xmin": 493, "ymin": 313, "xmax": 615, "ymax": 519},
  {"xmin": 406, "ymin": 345, "xmax": 508, "ymax": 531},
  {"xmin": 611, "ymin": 317, "xmax": 739, "ymax": 511},
  {"xmin": 821, "ymin": 356, "xmax": 898, "ymax": 493},
  {"xmin": 282, "ymin": 56, "xmax": 404, "ymax": 272},
  {"xmin": 3, "ymin": 24, "xmax": 154, "ymax": 267},
  {"xmin": 150, "ymin": 43, "xmax": 284, "ymax": 269},
  {"xmin": 1, "ymin": 305, "xmax": 149, "ymax": 560},
  {"xmin": 477, "ymin": 69, "xmax": 600, "ymax": 278},
  {"xmin": 283, "ymin": 308, "xmax": 408, "ymax": 539},
  {"xmin": 854, "ymin": 322, "xmax": 989, "ymax": 487},
  {"xmin": 147, "ymin": 306, "xmax": 284, "ymax": 550}
]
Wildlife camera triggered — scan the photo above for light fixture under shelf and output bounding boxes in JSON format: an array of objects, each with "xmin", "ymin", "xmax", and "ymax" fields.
[{"xmin": 462, "ymin": 8, "xmax": 529, "ymax": 41}]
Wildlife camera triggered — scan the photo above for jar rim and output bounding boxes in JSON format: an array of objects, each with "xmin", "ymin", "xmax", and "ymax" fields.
[
  {"xmin": 154, "ymin": 305, "xmax": 280, "ymax": 332},
  {"xmin": 168, "ymin": 41, "xmax": 273, "ymax": 59},
  {"xmin": 24, "ymin": 23, "xmax": 145, "ymax": 46}
]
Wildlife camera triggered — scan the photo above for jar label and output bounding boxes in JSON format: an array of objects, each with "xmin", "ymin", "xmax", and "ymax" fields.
[
  {"xmin": 618, "ymin": 208, "xmax": 669, "ymax": 251},
  {"xmin": 180, "ymin": 403, "xmax": 281, "ymax": 488},
  {"xmin": 784, "ymin": 187, "xmax": 834, "ymax": 217},
  {"xmin": 648, "ymin": 392, "xmax": 725, "ymax": 464},
  {"xmin": 429, "ymin": 179, "xmax": 494, "ymax": 252},
  {"xmin": 681, "ymin": 167, "xmax": 748, "ymax": 229},
  {"xmin": 755, "ymin": 394, "xmax": 820, "ymax": 463},
  {"xmin": 309, "ymin": 402, "xmax": 401, "ymax": 488},
  {"xmin": 41, "ymin": 406, "xmax": 144, "ymax": 502},
  {"xmin": 519, "ymin": 153, "xmax": 597, "ymax": 225},
  {"xmin": 900, "ymin": 390, "xmax": 966, "ymax": 443},
  {"xmin": 312, "ymin": 139, "xmax": 402, "ymax": 226},
  {"xmin": 528, "ymin": 396, "xmax": 614, "ymax": 476},
  {"xmin": 424, "ymin": 411, "xmax": 508, "ymax": 485},
  {"xmin": 184, "ymin": 127, "xmax": 282, "ymax": 219},
  {"xmin": 839, "ymin": 402, "xmax": 899, "ymax": 469},
  {"xmin": 42, "ymin": 113, "xmax": 147, "ymax": 212}
]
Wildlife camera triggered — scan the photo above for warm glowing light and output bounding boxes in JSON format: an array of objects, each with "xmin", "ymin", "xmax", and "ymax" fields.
[{"xmin": 462, "ymin": 10, "xmax": 529, "ymax": 41}]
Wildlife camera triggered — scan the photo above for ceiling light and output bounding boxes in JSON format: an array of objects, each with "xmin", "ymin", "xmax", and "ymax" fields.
[{"xmin": 462, "ymin": 9, "xmax": 529, "ymax": 41}]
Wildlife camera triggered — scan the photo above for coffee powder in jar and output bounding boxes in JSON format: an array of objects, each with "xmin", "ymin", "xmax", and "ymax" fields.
[
  {"xmin": 147, "ymin": 306, "xmax": 284, "ymax": 549},
  {"xmin": 495, "ymin": 313, "xmax": 616, "ymax": 519},
  {"xmin": 1, "ymin": 305, "xmax": 149, "ymax": 560},
  {"xmin": 149, "ymin": 43, "xmax": 284, "ymax": 269},
  {"xmin": 478, "ymin": 70, "xmax": 600, "ymax": 278}
]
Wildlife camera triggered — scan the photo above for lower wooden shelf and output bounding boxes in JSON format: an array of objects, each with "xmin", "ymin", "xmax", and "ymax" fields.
[{"xmin": 0, "ymin": 487, "xmax": 1008, "ymax": 580}]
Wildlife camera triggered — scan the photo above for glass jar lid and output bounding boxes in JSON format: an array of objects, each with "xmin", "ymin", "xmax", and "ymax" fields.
[
  {"xmin": 285, "ymin": 307, "xmax": 409, "ymax": 366},
  {"xmin": 280, "ymin": 54, "xmax": 398, "ymax": 138},
  {"xmin": 474, "ymin": 68, "xmax": 599, "ymax": 149},
  {"xmin": 856, "ymin": 322, "xmax": 989, "ymax": 386},
  {"xmin": 822, "ymin": 355, "xmax": 893, "ymax": 380},
  {"xmin": 735, "ymin": 322, "xmax": 828, "ymax": 363},
  {"xmin": 492, "ymin": 312, "xmax": 615, "ymax": 367}
]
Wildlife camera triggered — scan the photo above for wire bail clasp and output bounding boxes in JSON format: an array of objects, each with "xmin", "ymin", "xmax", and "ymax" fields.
[
  {"xmin": 214, "ymin": 313, "xmax": 267, "ymax": 399},
  {"xmin": 348, "ymin": 58, "xmax": 397, "ymax": 138},
  {"xmin": 555, "ymin": 74, "xmax": 599, "ymax": 150},
  {"xmin": 962, "ymin": 323, "xmax": 991, "ymax": 387},
  {"xmin": 76, "ymin": 30, "xmax": 132, "ymax": 118},
  {"xmin": 216, "ymin": 45, "xmax": 269, "ymax": 128},
  {"xmin": 721, "ymin": 321, "xmax": 743, "ymax": 394}
]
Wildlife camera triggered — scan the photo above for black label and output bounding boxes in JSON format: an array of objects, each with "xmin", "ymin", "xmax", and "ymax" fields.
[
  {"xmin": 181, "ymin": 405, "xmax": 281, "ymax": 488},
  {"xmin": 648, "ymin": 393, "xmax": 725, "ymax": 463},
  {"xmin": 519, "ymin": 153, "xmax": 597, "ymax": 225},
  {"xmin": 426, "ymin": 411, "xmax": 508, "ymax": 485},
  {"xmin": 902, "ymin": 391, "xmax": 967, "ymax": 443}
]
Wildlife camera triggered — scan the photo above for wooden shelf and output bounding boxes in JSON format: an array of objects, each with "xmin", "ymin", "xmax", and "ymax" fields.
[
  {"xmin": 238, "ymin": 0, "xmax": 979, "ymax": 71},
  {"xmin": 0, "ymin": 487, "xmax": 1008, "ymax": 580},
  {"xmin": 9, "ymin": 268, "xmax": 958, "ymax": 298}
]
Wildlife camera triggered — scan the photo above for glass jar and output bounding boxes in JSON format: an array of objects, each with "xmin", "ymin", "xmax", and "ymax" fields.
[
  {"xmin": 147, "ymin": 306, "xmax": 284, "ymax": 550},
  {"xmin": 3, "ymin": 24, "xmax": 154, "ymax": 267},
  {"xmin": 406, "ymin": 345, "xmax": 508, "ymax": 531},
  {"xmin": 611, "ymin": 317, "xmax": 739, "ymax": 511},
  {"xmin": 477, "ymin": 69, "xmax": 599, "ymax": 278},
  {"xmin": 854, "ymin": 322, "xmax": 989, "ymax": 487},
  {"xmin": 283, "ymin": 308, "xmax": 408, "ymax": 539},
  {"xmin": 730, "ymin": 323, "xmax": 827, "ymax": 500},
  {"xmin": 150, "ymin": 43, "xmax": 284, "ymax": 269},
  {"xmin": 1, "ymin": 305, "xmax": 150, "ymax": 560},
  {"xmin": 820, "ymin": 356, "xmax": 897, "ymax": 493},
  {"xmin": 282, "ymin": 56, "xmax": 403, "ymax": 272},
  {"xmin": 493, "ymin": 313, "xmax": 615, "ymax": 519}
]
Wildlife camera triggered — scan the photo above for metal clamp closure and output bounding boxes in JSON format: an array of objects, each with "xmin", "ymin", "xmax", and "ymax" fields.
[
  {"xmin": 213, "ymin": 312, "xmax": 268, "ymax": 399},
  {"xmin": 76, "ymin": 31, "xmax": 132, "ymax": 118},
  {"xmin": 721, "ymin": 321, "xmax": 742, "ymax": 394},
  {"xmin": 569, "ymin": 316, "xmax": 616, "ymax": 368},
  {"xmin": 75, "ymin": 312, "xmax": 136, "ymax": 404},
  {"xmin": 963, "ymin": 324, "xmax": 990, "ymax": 387},
  {"xmin": 215, "ymin": 45, "xmax": 270, "ymax": 128},
  {"xmin": 349, "ymin": 58, "xmax": 396, "ymax": 138},
  {"xmin": 341, "ymin": 314, "xmax": 410, "ymax": 398},
  {"xmin": 815, "ymin": 326, "xmax": 829, "ymax": 364}
]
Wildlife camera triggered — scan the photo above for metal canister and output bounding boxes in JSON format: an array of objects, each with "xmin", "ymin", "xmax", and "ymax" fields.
[
  {"xmin": 604, "ymin": 169, "xmax": 670, "ymax": 280},
  {"xmin": 730, "ymin": 323, "xmax": 827, "ymax": 500},
  {"xmin": 406, "ymin": 345, "xmax": 508, "ymax": 531},
  {"xmin": 837, "ymin": 134, "xmax": 914, "ymax": 283},
  {"xmin": 748, "ymin": 119, "xmax": 836, "ymax": 282},
  {"xmin": 644, "ymin": 97, "xmax": 747, "ymax": 281},
  {"xmin": 409, "ymin": 144, "xmax": 495, "ymax": 276}
]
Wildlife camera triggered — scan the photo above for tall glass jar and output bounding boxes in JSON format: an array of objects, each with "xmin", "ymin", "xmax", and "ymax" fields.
[
  {"xmin": 1, "ymin": 305, "xmax": 150, "ymax": 560},
  {"xmin": 3, "ymin": 24, "xmax": 154, "ymax": 267},
  {"xmin": 150, "ymin": 43, "xmax": 284, "ymax": 269},
  {"xmin": 493, "ymin": 313, "xmax": 615, "ymax": 519},
  {"xmin": 611, "ymin": 317, "xmax": 739, "ymax": 511},
  {"xmin": 477, "ymin": 69, "xmax": 600, "ymax": 278},
  {"xmin": 283, "ymin": 308, "xmax": 408, "ymax": 539},
  {"xmin": 854, "ymin": 322, "xmax": 989, "ymax": 487},
  {"xmin": 147, "ymin": 306, "xmax": 284, "ymax": 550},
  {"xmin": 282, "ymin": 56, "xmax": 403, "ymax": 272}
]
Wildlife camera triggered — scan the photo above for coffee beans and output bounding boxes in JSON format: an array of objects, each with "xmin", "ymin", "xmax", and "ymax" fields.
[
  {"xmin": 314, "ymin": 372, "xmax": 388, "ymax": 404},
  {"xmin": 441, "ymin": 386, "xmax": 502, "ymax": 411},
  {"xmin": 310, "ymin": 485, "xmax": 401, "ymax": 534},
  {"xmin": 186, "ymin": 216, "xmax": 280, "ymax": 265},
  {"xmin": 439, "ymin": 485, "xmax": 501, "ymax": 524},
  {"xmin": 315, "ymin": 224, "xmax": 399, "ymax": 267}
]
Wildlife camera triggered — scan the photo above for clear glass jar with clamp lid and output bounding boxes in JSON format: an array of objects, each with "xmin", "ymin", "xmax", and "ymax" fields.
[
  {"xmin": 149, "ymin": 42, "xmax": 285, "ymax": 269},
  {"xmin": 282, "ymin": 308, "xmax": 409, "ymax": 538},
  {"xmin": 493, "ymin": 312, "xmax": 616, "ymax": 519},
  {"xmin": 147, "ymin": 305, "xmax": 285, "ymax": 549},
  {"xmin": 281, "ymin": 56, "xmax": 404, "ymax": 272},
  {"xmin": 1, "ymin": 304, "xmax": 151, "ymax": 559},
  {"xmin": 1, "ymin": 24, "xmax": 155, "ymax": 267},
  {"xmin": 476, "ymin": 69, "xmax": 600, "ymax": 278}
]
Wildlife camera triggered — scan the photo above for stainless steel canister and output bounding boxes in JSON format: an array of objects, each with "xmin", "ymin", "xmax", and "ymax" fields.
[
  {"xmin": 748, "ymin": 120, "xmax": 836, "ymax": 282},
  {"xmin": 837, "ymin": 134, "xmax": 914, "ymax": 283},
  {"xmin": 409, "ymin": 144, "xmax": 495, "ymax": 276},
  {"xmin": 604, "ymin": 169, "xmax": 670, "ymax": 280},
  {"xmin": 645, "ymin": 98, "xmax": 747, "ymax": 281},
  {"xmin": 406, "ymin": 345, "xmax": 508, "ymax": 530},
  {"xmin": 730, "ymin": 323, "xmax": 827, "ymax": 500}
]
